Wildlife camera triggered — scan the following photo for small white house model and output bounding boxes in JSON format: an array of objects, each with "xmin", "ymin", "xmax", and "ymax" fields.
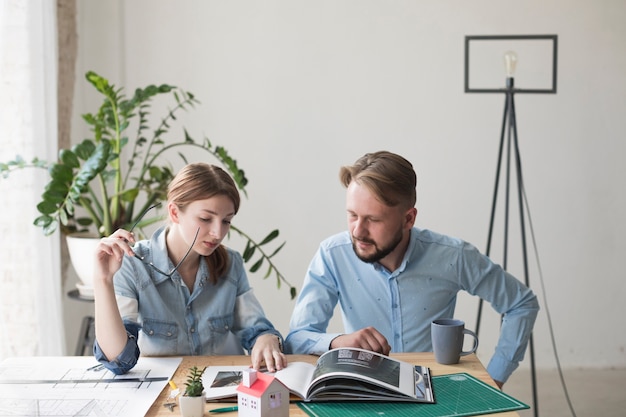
[{"xmin": 236, "ymin": 368, "xmax": 289, "ymax": 417}]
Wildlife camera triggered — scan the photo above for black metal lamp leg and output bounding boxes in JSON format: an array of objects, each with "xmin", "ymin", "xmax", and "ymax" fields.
[{"xmin": 474, "ymin": 79, "xmax": 539, "ymax": 417}]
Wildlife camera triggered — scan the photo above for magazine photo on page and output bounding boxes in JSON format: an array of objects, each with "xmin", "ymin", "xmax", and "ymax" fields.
[{"xmin": 202, "ymin": 366, "xmax": 250, "ymax": 401}]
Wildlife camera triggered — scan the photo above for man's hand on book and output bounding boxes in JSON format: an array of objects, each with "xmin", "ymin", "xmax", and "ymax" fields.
[
  {"xmin": 329, "ymin": 326, "xmax": 391, "ymax": 355},
  {"xmin": 251, "ymin": 334, "xmax": 287, "ymax": 373}
]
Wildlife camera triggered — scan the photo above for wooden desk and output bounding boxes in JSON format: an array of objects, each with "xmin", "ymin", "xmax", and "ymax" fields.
[{"xmin": 146, "ymin": 353, "xmax": 520, "ymax": 417}]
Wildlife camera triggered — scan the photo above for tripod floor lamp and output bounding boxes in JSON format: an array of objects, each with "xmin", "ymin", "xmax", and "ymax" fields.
[{"xmin": 464, "ymin": 34, "xmax": 558, "ymax": 417}]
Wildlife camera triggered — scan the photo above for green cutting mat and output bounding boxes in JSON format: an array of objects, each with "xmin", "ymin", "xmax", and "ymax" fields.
[{"xmin": 297, "ymin": 372, "xmax": 529, "ymax": 417}]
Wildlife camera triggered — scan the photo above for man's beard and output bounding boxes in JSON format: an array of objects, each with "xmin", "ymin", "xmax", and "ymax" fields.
[{"xmin": 351, "ymin": 228, "xmax": 403, "ymax": 264}]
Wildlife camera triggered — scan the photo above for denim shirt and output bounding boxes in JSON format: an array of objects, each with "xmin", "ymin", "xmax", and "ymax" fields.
[
  {"xmin": 284, "ymin": 227, "xmax": 539, "ymax": 383},
  {"xmin": 94, "ymin": 226, "xmax": 281, "ymax": 374}
]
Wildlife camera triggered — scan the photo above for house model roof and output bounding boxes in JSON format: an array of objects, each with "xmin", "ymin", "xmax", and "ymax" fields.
[{"xmin": 237, "ymin": 372, "xmax": 282, "ymax": 397}]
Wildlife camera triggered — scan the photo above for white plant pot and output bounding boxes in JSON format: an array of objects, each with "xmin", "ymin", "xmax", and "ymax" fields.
[
  {"xmin": 179, "ymin": 394, "xmax": 206, "ymax": 417},
  {"xmin": 66, "ymin": 232, "xmax": 101, "ymax": 291}
]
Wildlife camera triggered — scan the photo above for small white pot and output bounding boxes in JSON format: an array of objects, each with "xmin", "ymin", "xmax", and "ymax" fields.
[
  {"xmin": 179, "ymin": 393, "xmax": 206, "ymax": 417},
  {"xmin": 66, "ymin": 232, "xmax": 101, "ymax": 289}
]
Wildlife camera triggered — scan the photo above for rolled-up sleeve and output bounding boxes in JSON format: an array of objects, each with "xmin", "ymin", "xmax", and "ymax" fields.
[
  {"xmin": 93, "ymin": 321, "xmax": 141, "ymax": 375},
  {"xmin": 230, "ymin": 252, "xmax": 282, "ymax": 352},
  {"xmin": 234, "ymin": 288, "xmax": 282, "ymax": 351}
]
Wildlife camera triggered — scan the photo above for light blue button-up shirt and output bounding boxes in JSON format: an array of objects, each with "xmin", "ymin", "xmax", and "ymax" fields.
[
  {"xmin": 94, "ymin": 226, "xmax": 281, "ymax": 374},
  {"xmin": 285, "ymin": 228, "xmax": 538, "ymax": 383}
]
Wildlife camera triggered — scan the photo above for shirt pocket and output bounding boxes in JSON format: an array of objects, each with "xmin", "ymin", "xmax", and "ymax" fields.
[
  {"xmin": 141, "ymin": 318, "xmax": 179, "ymax": 340},
  {"xmin": 206, "ymin": 314, "xmax": 234, "ymax": 335}
]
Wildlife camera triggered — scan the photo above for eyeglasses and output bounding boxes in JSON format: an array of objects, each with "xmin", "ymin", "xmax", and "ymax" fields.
[{"xmin": 129, "ymin": 203, "xmax": 200, "ymax": 278}]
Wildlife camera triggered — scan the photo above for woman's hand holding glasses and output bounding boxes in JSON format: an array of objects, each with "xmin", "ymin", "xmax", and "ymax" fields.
[{"xmin": 94, "ymin": 229, "xmax": 138, "ymax": 284}]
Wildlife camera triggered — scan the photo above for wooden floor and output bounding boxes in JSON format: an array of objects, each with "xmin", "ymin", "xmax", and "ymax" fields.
[{"xmin": 503, "ymin": 367, "xmax": 626, "ymax": 417}]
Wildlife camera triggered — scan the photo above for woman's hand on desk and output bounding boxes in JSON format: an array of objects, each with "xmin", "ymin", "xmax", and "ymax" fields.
[{"xmin": 250, "ymin": 334, "xmax": 287, "ymax": 373}]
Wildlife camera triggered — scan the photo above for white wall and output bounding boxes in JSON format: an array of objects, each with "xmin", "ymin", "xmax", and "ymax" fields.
[{"xmin": 68, "ymin": 0, "xmax": 626, "ymax": 371}]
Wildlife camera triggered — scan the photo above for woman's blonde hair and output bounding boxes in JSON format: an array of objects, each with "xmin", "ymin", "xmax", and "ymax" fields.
[{"xmin": 167, "ymin": 163, "xmax": 241, "ymax": 284}]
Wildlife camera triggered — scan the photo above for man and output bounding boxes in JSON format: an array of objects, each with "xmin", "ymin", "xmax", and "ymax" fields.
[{"xmin": 285, "ymin": 151, "xmax": 539, "ymax": 387}]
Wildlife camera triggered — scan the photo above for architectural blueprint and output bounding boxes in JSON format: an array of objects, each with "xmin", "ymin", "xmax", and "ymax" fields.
[{"xmin": 0, "ymin": 356, "xmax": 181, "ymax": 417}]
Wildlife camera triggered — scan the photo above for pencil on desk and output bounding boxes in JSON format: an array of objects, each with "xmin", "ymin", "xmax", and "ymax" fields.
[
  {"xmin": 210, "ymin": 406, "xmax": 238, "ymax": 413},
  {"xmin": 86, "ymin": 363, "xmax": 104, "ymax": 371}
]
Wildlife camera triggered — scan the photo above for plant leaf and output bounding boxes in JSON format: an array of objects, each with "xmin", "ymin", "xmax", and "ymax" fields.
[
  {"xmin": 249, "ymin": 258, "xmax": 264, "ymax": 273},
  {"xmin": 259, "ymin": 229, "xmax": 279, "ymax": 245},
  {"xmin": 59, "ymin": 149, "xmax": 79, "ymax": 168}
]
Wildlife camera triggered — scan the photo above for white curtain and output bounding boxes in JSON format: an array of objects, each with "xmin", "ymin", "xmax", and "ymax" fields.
[{"xmin": 0, "ymin": 0, "xmax": 64, "ymax": 358}]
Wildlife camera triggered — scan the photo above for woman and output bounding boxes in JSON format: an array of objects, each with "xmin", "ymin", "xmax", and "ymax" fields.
[{"xmin": 93, "ymin": 163, "xmax": 286, "ymax": 374}]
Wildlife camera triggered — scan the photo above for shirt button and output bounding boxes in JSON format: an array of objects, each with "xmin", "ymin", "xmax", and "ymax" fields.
[
  {"xmin": 224, "ymin": 325, "xmax": 229, "ymax": 330},
  {"xmin": 190, "ymin": 328, "xmax": 195, "ymax": 333},
  {"xmin": 149, "ymin": 330, "xmax": 154, "ymax": 335},
  {"xmin": 166, "ymin": 332, "xmax": 172, "ymax": 337}
]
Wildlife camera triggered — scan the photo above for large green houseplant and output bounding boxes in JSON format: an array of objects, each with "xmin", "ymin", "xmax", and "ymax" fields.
[{"xmin": 0, "ymin": 71, "xmax": 295, "ymax": 298}]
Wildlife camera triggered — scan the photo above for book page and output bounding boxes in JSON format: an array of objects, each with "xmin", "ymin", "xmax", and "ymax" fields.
[
  {"xmin": 271, "ymin": 362, "xmax": 316, "ymax": 399},
  {"xmin": 306, "ymin": 348, "xmax": 427, "ymax": 401},
  {"xmin": 313, "ymin": 348, "xmax": 401, "ymax": 387},
  {"xmin": 204, "ymin": 362, "xmax": 318, "ymax": 401}
]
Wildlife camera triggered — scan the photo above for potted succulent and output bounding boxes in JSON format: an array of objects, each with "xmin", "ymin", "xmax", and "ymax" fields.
[
  {"xmin": 0, "ymin": 71, "xmax": 295, "ymax": 298},
  {"xmin": 179, "ymin": 366, "xmax": 206, "ymax": 417}
]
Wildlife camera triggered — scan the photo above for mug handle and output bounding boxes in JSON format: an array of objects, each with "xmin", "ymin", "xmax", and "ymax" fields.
[{"xmin": 460, "ymin": 328, "xmax": 479, "ymax": 356}]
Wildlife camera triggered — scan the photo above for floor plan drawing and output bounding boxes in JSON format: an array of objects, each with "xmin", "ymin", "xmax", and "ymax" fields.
[{"xmin": 0, "ymin": 356, "xmax": 181, "ymax": 417}]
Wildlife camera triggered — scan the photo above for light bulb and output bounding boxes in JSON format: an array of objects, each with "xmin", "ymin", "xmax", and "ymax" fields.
[{"xmin": 503, "ymin": 50, "xmax": 518, "ymax": 77}]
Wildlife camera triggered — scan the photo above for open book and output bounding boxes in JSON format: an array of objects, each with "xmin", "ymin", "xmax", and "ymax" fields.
[{"xmin": 203, "ymin": 348, "xmax": 434, "ymax": 403}]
